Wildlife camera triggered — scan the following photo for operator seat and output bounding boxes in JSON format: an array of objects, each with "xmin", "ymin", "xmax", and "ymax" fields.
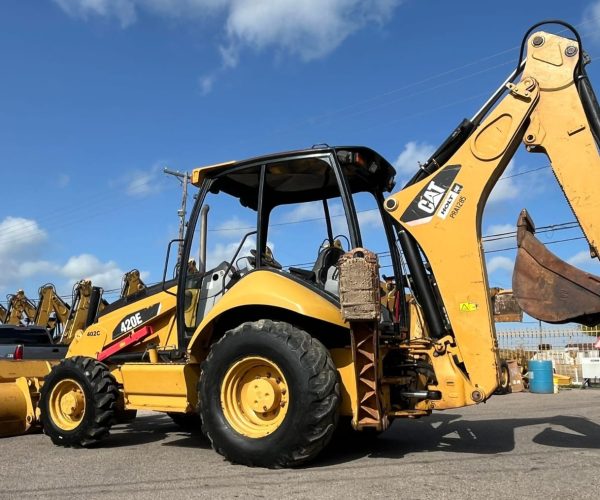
[{"xmin": 312, "ymin": 243, "xmax": 345, "ymax": 294}]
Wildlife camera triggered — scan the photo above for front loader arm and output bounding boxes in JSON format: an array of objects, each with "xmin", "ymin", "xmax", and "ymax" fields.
[{"xmin": 384, "ymin": 29, "xmax": 598, "ymax": 405}]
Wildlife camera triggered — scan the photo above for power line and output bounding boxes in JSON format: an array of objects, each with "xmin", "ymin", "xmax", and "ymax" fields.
[
  {"xmin": 207, "ymin": 163, "xmax": 555, "ymax": 234},
  {"xmin": 482, "ymin": 221, "xmax": 580, "ymax": 243},
  {"xmin": 484, "ymin": 236, "xmax": 587, "ymax": 254}
]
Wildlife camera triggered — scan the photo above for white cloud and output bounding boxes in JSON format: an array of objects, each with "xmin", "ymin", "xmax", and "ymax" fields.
[
  {"xmin": 53, "ymin": 0, "xmax": 403, "ymax": 93},
  {"xmin": 483, "ymin": 223, "xmax": 514, "ymax": 252},
  {"xmin": 223, "ymin": 0, "xmax": 399, "ymax": 62},
  {"xmin": 207, "ymin": 238, "xmax": 255, "ymax": 270},
  {"xmin": 18, "ymin": 261, "xmax": 61, "ymax": 278},
  {"xmin": 54, "ymin": 0, "xmax": 137, "ymax": 27},
  {"xmin": 568, "ymin": 250, "xmax": 591, "ymax": 267},
  {"xmin": 393, "ymin": 141, "xmax": 435, "ymax": 184},
  {"xmin": 486, "ymin": 255, "xmax": 514, "ymax": 275},
  {"xmin": 0, "ymin": 216, "xmax": 145, "ymax": 295},
  {"xmin": 485, "ymin": 223, "xmax": 514, "ymax": 237},
  {"xmin": 219, "ymin": 44, "xmax": 239, "ymax": 69},
  {"xmin": 0, "ymin": 216, "xmax": 50, "ymax": 291},
  {"xmin": 488, "ymin": 160, "xmax": 520, "ymax": 204},
  {"xmin": 126, "ymin": 170, "xmax": 160, "ymax": 197},
  {"xmin": 357, "ymin": 209, "xmax": 383, "ymax": 231},
  {"xmin": 198, "ymin": 74, "xmax": 216, "ymax": 96},
  {"xmin": 278, "ymin": 201, "xmax": 324, "ymax": 223},
  {"xmin": 583, "ymin": 1, "xmax": 600, "ymax": 42},
  {"xmin": 57, "ymin": 174, "xmax": 70, "ymax": 188},
  {"xmin": 61, "ymin": 253, "xmax": 126, "ymax": 290},
  {"xmin": 210, "ymin": 216, "xmax": 255, "ymax": 241},
  {"xmin": 122, "ymin": 164, "xmax": 166, "ymax": 197},
  {"xmin": 566, "ymin": 249, "xmax": 600, "ymax": 275},
  {"xmin": 0, "ymin": 217, "xmax": 48, "ymax": 260}
]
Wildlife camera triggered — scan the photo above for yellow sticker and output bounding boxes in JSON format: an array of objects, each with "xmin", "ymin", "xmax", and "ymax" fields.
[{"xmin": 459, "ymin": 302, "xmax": 478, "ymax": 312}]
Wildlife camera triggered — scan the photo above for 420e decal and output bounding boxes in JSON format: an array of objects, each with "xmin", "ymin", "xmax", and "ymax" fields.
[{"xmin": 112, "ymin": 303, "xmax": 161, "ymax": 340}]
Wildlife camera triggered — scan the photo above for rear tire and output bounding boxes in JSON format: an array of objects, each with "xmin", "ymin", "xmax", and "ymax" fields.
[
  {"xmin": 199, "ymin": 320, "xmax": 340, "ymax": 468},
  {"xmin": 40, "ymin": 356, "xmax": 118, "ymax": 447}
]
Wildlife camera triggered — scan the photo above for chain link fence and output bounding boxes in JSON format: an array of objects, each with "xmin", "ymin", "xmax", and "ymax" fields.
[{"xmin": 496, "ymin": 326, "xmax": 600, "ymax": 384}]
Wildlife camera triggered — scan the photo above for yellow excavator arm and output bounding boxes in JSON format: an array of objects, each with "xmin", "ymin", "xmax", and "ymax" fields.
[
  {"xmin": 33, "ymin": 284, "xmax": 71, "ymax": 335},
  {"xmin": 385, "ymin": 23, "xmax": 600, "ymax": 404},
  {"xmin": 120, "ymin": 269, "xmax": 146, "ymax": 298},
  {"xmin": 4, "ymin": 290, "xmax": 37, "ymax": 325},
  {"xmin": 60, "ymin": 280, "xmax": 95, "ymax": 344},
  {"xmin": 0, "ymin": 304, "xmax": 6, "ymax": 324}
]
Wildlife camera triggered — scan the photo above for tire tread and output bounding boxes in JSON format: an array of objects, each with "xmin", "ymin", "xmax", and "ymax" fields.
[{"xmin": 199, "ymin": 320, "xmax": 340, "ymax": 468}]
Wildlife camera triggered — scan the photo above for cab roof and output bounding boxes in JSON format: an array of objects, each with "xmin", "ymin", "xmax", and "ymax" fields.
[{"xmin": 191, "ymin": 146, "xmax": 397, "ymax": 210}]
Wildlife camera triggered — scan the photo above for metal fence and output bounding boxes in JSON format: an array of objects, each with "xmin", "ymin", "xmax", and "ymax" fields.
[{"xmin": 496, "ymin": 326, "xmax": 600, "ymax": 384}]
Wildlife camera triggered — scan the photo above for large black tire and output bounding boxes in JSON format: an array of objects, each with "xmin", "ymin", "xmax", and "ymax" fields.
[
  {"xmin": 495, "ymin": 360, "xmax": 512, "ymax": 395},
  {"xmin": 167, "ymin": 412, "xmax": 202, "ymax": 431},
  {"xmin": 40, "ymin": 356, "xmax": 118, "ymax": 447},
  {"xmin": 199, "ymin": 320, "xmax": 340, "ymax": 468}
]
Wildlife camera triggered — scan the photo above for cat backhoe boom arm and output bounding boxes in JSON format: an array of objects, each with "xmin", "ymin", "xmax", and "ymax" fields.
[
  {"xmin": 34, "ymin": 284, "xmax": 71, "ymax": 334},
  {"xmin": 4, "ymin": 290, "xmax": 37, "ymax": 325},
  {"xmin": 385, "ymin": 23, "xmax": 600, "ymax": 405}
]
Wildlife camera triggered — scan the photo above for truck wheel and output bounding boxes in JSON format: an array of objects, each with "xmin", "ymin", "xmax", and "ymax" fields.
[
  {"xmin": 40, "ymin": 356, "xmax": 118, "ymax": 447},
  {"xmin": 496, "ymin": 360, "xmax": 511, "ymax": 395},
  {"xmin": 198, "ymin": 320, "xmax": 340, "ymax": 468},
  {"xmin": 167, "ymin": 412, "xmax": 202, "ymax": 431}
]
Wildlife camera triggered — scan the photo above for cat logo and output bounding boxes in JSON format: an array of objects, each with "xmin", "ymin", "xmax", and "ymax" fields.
[
  {"xmin": 400, "ymin": 165, "xmax": 462, "ymax": 226},
  {"xmin": 417, "ymin": 180, "xmax": 446, "ymax": 214}
]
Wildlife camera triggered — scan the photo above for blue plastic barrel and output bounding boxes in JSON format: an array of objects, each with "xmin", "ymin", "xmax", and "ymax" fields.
[{"xmin": 528, "ymin": 360, "xmax": 554, "ymax": 393}]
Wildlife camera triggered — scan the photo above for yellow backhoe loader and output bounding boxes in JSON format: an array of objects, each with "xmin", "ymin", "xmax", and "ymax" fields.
[
  {"xmin": 0, "ymin": 279, "xmax": 103, "ymax": 436},
  {"xmin": 2, "ymin": 21, "xmax": 599, "ymax": 468},
  {"xmin": 3, "ymin": 290, "xmax": 37, "ymax": 325},
  {"xmin": 0, "ymin": 271, "xmax": 145, "ymax": 437},
  {"xmin": 33, "ymin": 284, "xmax": 71, "ymax": 338}
]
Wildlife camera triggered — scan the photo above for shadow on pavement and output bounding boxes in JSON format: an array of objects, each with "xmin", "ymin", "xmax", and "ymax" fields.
[
  {"xmin": 313, "ymin": 412, "xmax": 600, "ymax": 467},
  {"xmin": 98, "ymin": 407, "xmax": 600, "ymax": 466},
  {"xmin": 103, "ymin": 413, "xmax": 209, "ymax": 449}
]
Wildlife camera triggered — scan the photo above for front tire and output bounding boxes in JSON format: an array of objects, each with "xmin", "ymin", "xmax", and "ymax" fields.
[
  {"xmin": 199, "ymin": 320, "xmax": 340, "ymax": 468},
  {"xmin": 40, "ymin": 356, "xmax": 118, "ymax": 447}
]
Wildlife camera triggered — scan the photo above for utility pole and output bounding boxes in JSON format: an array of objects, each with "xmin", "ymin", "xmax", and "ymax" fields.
[{"xmin": 163, "ymin": 167, "xmax": 190, "ymax": 272}]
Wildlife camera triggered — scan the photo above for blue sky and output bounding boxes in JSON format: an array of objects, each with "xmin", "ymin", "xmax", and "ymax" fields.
[{"xmin": 2, "ymin": 0, "xmax": 600, "ymax": 317}]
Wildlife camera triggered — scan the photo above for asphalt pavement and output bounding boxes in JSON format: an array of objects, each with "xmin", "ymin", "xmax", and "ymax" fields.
[{"xmin": 0, "ymin": 389, "xmax": 598, "ymax": 499}]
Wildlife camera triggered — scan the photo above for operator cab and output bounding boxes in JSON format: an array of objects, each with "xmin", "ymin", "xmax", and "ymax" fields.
[{"xmin": 177, "ymin": 146, "xmax": 401, "ymax": 342}]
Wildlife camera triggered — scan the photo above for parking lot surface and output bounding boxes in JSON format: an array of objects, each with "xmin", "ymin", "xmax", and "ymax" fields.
[{"xmin": 0, "ymin": 389, "xmax": 598, "ymax": 499}]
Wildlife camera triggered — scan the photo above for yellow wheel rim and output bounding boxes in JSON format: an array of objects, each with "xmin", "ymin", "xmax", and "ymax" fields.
[
  {"xmin": 500, "ymin": 366, "xmax": 509, "ymax": 387},
  {"xmin": 221, "ymin": 356, "xmax": 289, "ymax": 438},
  {"xmin": 49, "ymin": 378, "xmax": 86, "ymax": 431}
]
